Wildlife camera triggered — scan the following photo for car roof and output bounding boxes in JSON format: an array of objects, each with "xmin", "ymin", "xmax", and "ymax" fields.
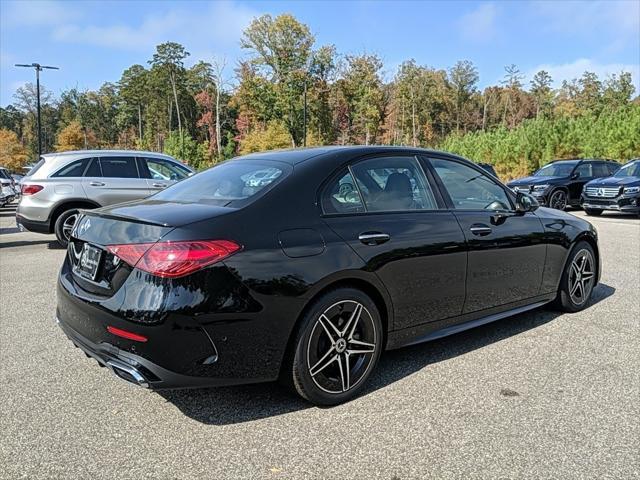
[
  {"xmin": 41, "ymin": 149, "xmax": 175, "ymax": 159},
  {"xmin": 235, "ymin": 145, "xmax": 460, "ymax": 166}
]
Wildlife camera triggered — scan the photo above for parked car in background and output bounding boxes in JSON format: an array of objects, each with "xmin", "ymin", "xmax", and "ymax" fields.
[
  {"xmin": 16, "ymin": 150, "xmax": 194, "ymax": 246},
  {"xmin": 0, "ymin": 189, "xmax": 8, "ymax": 208},
  {"xmin": 56, "ymin": 146, "xmax": 600, "ymax": 406},
  {"xmin": 581, "ymin": 158, "xmax": 640, "ymax": 217},
  {"xmin": 507, "ymin": 159, "xmax": 620, "ymax": 210},
  {"xmin": 0, "ymin": 167, "xmax": 17, "ymax": 204}
]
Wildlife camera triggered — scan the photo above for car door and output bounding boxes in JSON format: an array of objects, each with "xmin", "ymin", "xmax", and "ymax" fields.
[
  {"xmin": 568, "ymin": 162, "xmax": 594, "ymax": 201},
  {"xmin": 82, "ymin": 156, "xmax": 151, "ymax": 206},
  {"xmin": 426, "ymin": 156, "xmax": 546, "ymax": 313},
  {"xmin": 139, "ymin": 157, "xmax": 191, "ymax": 194},
  {"xmin": 321, "ymin": 154, "xmax": 467, "ymax": 331}
]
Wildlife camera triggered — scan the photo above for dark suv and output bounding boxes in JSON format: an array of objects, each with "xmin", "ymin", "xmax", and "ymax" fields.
[
  {"xmin": 507, "ymin": 159, "xmax": 620, "ymax": 210},
  {"xmin": 581, "ymin": 159, "xmax": 640, "ymax": 216}
]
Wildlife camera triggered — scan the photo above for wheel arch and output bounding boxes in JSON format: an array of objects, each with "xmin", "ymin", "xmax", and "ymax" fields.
[
  {"xmin": 278, "ymin": 275, "xmax": 393, "ymax": 379},
  {"xmin": 574, "ymin": 231, "xmax": 600, "ymax": 283},
  {"xmin": 49, "ymin": 198, "xmax": 101, "ymax": 231}
]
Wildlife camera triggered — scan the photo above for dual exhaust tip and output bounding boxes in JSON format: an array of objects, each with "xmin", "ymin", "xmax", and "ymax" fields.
[{"xmin": 106, "ymin": 360, "xmax": 149, "ymax": 388}]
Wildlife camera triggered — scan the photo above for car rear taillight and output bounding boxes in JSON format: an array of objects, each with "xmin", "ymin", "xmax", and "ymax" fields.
[
  {"xmin": 21, "ymin": 184, "xmax": 44, "ymax": 195},
  {"xmin": 106, "ymin": 240, "xmax": 241, "ymax": 278}
]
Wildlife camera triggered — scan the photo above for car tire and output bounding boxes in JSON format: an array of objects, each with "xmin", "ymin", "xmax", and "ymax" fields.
[
  {"xmin": 54, "ymin": 208, "xmax": 81, "ymax": 247},
  {"xmin": 552, "ymin": 241, "xmax": 597, "ymax": 313},
  {"xmin": 584, "ymin": 208, "xmax": 602, "ymax": 216},
  {"xmin": 548, "ymin": 189, "xmax": 568, "ymax": 210},
  {"xmin": 286, "ymin": 288, "xmax": 383, "ymax": 406}
]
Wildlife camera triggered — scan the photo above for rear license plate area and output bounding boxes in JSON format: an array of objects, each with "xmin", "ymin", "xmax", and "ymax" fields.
[{"xmin": 73, "ymin": 243, "xmax": 103, "ymax": 281}]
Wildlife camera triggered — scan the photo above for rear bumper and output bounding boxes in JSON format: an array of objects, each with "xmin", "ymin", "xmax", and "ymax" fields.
[
  {"xmin": 56, "ymin": 254, "xmax": 293, "ymax": 390},
  {"xmin": 16, "ymin": 214, "xmax": 51, "ymax": 234},
  {"xmin": 57, "ymin": 317, "xmax": 255, "ymax": 389},
  {"xmin": 581, "ymin": 193, "xmax": 640, "ymax": 213}
]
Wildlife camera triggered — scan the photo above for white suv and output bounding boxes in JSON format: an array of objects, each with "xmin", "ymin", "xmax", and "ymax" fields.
[{"xmin": 17, "ymin": 150, "xmax": 193, "ymax": 246}]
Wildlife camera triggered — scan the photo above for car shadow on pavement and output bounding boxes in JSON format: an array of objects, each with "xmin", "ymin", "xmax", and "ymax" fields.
[
  {"xmin": 0, "ymin": 239, "xmax": 63, "ymax": 249},
  {"xmin": 159, "ymin": 283, "xmax": 615, "ymax": 425}
]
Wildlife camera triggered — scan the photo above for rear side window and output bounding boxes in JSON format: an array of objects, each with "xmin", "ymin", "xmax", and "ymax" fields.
[
  {"xmin": 52, "ymin": 159, "xmax": 89, "ymax": 177},
  {"xmin": 322, "ymin": 170, "xmax": 364, "ymax": 214},
  {"xmin": 26, "ymin": 158, "xmax": 46, "ymax": 176},
  {"xmin": 350, "ymin": 156, "xmax": 438, "ymax": 211},
  {"xmin": 99, "ymin": 157, "xmax": 139, "ymax": 178},
  {"xmin": 153, "ymin": 160, "xmax": 289, "ymax": 206}
]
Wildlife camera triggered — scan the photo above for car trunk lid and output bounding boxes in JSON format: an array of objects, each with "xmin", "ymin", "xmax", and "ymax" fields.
[{"xmin": 68, "ymin": 200, "xmax": 234, "ymax": 296}]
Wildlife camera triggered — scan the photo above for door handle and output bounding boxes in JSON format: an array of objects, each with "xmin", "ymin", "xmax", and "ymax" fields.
[
  {"xmin": 89, "ymin": 181, "xmax": 105, "ymax": 187},
  {"xmin": 152, "ymin": 183, "xmax": 168, "ymax": 188},
  {"xmin": 470, "ymin": 224, "xmax": 492, "ymax": 236},
  {"xmin": 358, "ymin": 232, "xmax": 390, "ymax": 245}
]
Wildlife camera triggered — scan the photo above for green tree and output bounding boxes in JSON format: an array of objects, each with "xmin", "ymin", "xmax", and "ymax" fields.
[
  {"xmin": 448, "ymin": 60, "xmax": 479, "ymax": 133},
  {"xmin": 530, "ymin": 70, "xmax": 554, "ymax": 119}
]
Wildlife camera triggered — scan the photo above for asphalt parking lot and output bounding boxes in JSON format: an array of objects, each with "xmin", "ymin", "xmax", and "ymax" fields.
[{"xmin": 1, "ymin": 204, "xmax": 638, "ymax": 480}]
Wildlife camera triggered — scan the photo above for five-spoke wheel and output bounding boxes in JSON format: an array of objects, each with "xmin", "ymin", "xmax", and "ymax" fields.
[
  {"xmin": 307, "ymin": 300, "xmax": 377, "ymax": 394},
  {"xmin": 568, "ymin": 249, "xmax": 595, "ymax": 306},
  {"xmin": 288, "ymin": 288, "xmax": 382, "ymax": 405},
  {"xmin": 553, "ymin": 241, "xmax": 597, "ymax": 312}
]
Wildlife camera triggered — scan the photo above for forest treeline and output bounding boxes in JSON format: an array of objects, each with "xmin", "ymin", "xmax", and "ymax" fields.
[{"xmin": 1, "ymin": 13, "xmax": 638, "ymax": 179}]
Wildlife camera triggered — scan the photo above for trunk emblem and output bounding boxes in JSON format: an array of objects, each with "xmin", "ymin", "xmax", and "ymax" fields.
[{"xmin": 78, "ymin": 218, "xmax": 91, "ymax": 235}]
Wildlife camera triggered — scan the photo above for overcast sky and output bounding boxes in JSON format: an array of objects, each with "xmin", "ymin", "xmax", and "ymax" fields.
[{"xmin": 1, "ymin": 0, "xmax": 639, "ymax": 106}]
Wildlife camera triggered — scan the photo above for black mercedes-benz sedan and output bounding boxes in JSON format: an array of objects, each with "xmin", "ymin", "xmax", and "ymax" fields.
[{"xmin": 57, "ymin": 147, "xmax": 600, "ymax": 405}]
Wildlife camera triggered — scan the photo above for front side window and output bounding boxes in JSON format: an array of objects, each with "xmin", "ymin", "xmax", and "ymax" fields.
[
  {"xmin": 153, "ymin": 160, "xmax": 288, "ymax": 207},
  {"xmin": 99, "ymin": 157, "xmax": 139, "ymax": 178},
  {"xmin": 575, "ymin": 163, "xmax": 593, "ymax": 178},
  {"xmin": 430, "ymin": 158, "xmax": 512, "ymax": 211},
  {"xmin": 350, "ymin": 156, "xmax": 438, "ymax": 212},
  {"xmin": 606, "ymin": 163, "xmax": 620, "ymax": 175},
  {"xmin": 144, "ymin": 158, "xmax": 190, "ymax": 181},
  {"xmin": 52, "ymin": 159, "xmax": 89, "ymax": 178},
  {"xmin": 321, "ymin": 170, "xmax": 364, "ymax": 214},
  {"xmin": 592, "ymin": 163, "xmax": 610, "ymax": 178},
  {"xmin": 84, "ymin": 158, "xmax": 101, "ymax": 177}
]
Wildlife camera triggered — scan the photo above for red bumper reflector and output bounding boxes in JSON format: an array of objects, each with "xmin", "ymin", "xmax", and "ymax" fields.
[{"xmin": 107, "ymin": 325, "xmax": 148, "ymax": 343}]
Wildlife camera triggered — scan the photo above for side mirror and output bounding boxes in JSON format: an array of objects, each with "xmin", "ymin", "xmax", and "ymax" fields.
[
  {"xmin": 571, "ymin": 171, "xmax": 580, "ymax": 179},
  {"xmin": 515, "ymin": 192, "xmax": 539, "ymax": 213}
]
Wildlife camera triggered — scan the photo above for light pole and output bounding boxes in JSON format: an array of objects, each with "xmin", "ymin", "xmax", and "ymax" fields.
[
  {"xmin": 303, "ymin": 78, "xmax": 307, "ymax": 147},
  {"xmin": 15, "ymin": 63, "xmax": 59, "ymax": 157}
]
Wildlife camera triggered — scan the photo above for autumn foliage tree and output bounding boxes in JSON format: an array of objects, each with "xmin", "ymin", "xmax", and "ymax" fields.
[
  {"xmin": 56, "ymin": 121, "xmax": 97, "ymax": 152},
  {"xmin": 0, "ymin": 129, "xmax": 28, "ymax": 170}
]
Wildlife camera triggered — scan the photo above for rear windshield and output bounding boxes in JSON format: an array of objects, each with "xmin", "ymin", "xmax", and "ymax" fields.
[{"xmin": 153, "ymin": 160, "xmax": 290, "ymax": 206}]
